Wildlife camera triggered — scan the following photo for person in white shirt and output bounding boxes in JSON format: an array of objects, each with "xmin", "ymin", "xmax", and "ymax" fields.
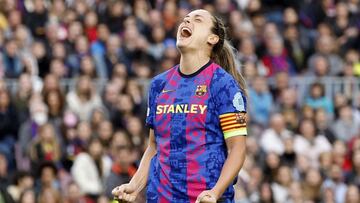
[
  {"xmin": 294, "ymin": 119, "xmax": 332, "ymax": 167},
  {"xmin": 71, "ymin": 137, "xmax": 112, "ymax": 199},
  {"xmin": 260, "ymin": 113, "xmax": 293, "ymax": 155}
]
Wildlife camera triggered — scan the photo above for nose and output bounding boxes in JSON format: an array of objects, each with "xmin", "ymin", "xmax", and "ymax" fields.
[{"xmin": 184, "ymin": 18, "xmax": 190, "ymax": 24}]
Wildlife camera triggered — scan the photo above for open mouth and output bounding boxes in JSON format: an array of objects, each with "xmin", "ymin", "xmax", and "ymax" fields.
[{"xmin": 180, "ymin": 27, "xmax": 192, "ymax": 38}]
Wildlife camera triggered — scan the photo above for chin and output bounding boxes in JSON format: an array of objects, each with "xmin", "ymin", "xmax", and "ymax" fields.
[
  {"xmin": 176, "ymin": 41, "xmax": 188, "ymax": 52},
  {"xmin": 176, "ymin": 39, "xmax": 197, "ymax": 52},
  {"xmin": 176, "ymin": 41, "xmax": 186, "ymax": 49}
]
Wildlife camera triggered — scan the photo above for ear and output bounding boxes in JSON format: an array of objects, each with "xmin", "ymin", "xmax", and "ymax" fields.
[{"xmin": 207, "ymin": 34, "xmax": 219, "ymax": 46}]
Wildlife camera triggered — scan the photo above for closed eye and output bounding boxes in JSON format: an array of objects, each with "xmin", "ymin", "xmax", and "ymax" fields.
[{"xmin": 195, "ymin": 18, "xmax": 202, "ymax": 22}]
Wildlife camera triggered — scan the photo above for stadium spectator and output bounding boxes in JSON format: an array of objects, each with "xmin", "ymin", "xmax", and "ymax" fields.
[
  {"xmin": 332, "ymin": 104, "xmax": 360, "ymax": 142},
  {"xmin": 2, "ymin": 39, "xmax": 23, "ymax": 78},
  {"xmin": 271, "ymin": 165, "xmax": 293, "ymax": 203},
  {"xmin": 63, "ymin": 181, "xmax": 87, "ymax": 203},
  {"xmin": 315, "ymin": 108, "xmax": 337, "ymax": 144},
  {"xmin": 302, "ymin": 168, "xmax": 323, "ymax": 202},
  {"xmin": 248, "ymin": 76, "xmax": 274, "ymax": 127},
  {"xmin": 262, "ymin": 36, "xmax": 296, "ymax": 77},
  {"xmin": 346, "ymin": 149, "xmax": 360, "ymax": 188},
  {"xmin": 345, "ymin": 184, "xmax": 360, "ymax": 203},
  {"xmin": 308, "ymin": 35, "xmax": 344, "ymax": 76},
  {"xmin": 0, "ymin": 0, "xmax": 358, "ymax": 201},
  {"xmin": 29, "ymin": 123, "xmax": 61, "ymax": 169},
  {"xmin": 96, "ymin": 120, "xmax": 113, "ymax": 149},
  {"xmin": 285, "ymin": 181, "xmax": 305, "ymax": 203},
  {"xmin": 258, "ymin": 182, "xmax": 275, "ymax": 203},
  {"xmin": 293, "ymin": 119, "xmax": 332, "ymax": 167},
  {"xmin": 305, "ymin": 82, "xmax": 334, "ymax": 114},
  {"xmin": 18, "ymin": 95, "xmax": 49, "ymax": 162},
  {"xmin": 71, "ymin": 137, "xmax": 111, "ymax": 200},
  {"xmin": 7, "ymin": 171, "xmax": 34, "ymax": 202},
  {"xmin": 260, "ymin": 113, "xmax": 292, "ymax": 155},
  {"xmin": 104, "ymin": 131, "xmax": 136, "ymax": 198},
  {"xmin": 18, "ymin": 188, "xmax": 36, "ymax": 203},
  {"xmin": 322, "ymin": 164, "xmax": 348, "ymax": 203},
  {"xmin": 0, "ymin": 88, "xmax": 18, "ymax": 165},
  {"xmin": 66, "ymin": 75, "xmax": 103, "ymax": 121}
]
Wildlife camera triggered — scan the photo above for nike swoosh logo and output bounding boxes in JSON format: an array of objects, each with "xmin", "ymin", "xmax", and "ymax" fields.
[{"xmin": 162, "ymin": 89, "xmax": 175, "ymax": 93}]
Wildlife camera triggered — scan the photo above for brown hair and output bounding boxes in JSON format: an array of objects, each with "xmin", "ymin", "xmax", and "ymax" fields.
[{"xmin": 211, "ymin": 15, "xmax": 247, "ymax": 94}]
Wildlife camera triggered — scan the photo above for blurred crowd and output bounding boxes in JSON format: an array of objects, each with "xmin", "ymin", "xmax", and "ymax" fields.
[{"xmin": 0, "ymin": 0, "xmax": 360, "ymax": 203}]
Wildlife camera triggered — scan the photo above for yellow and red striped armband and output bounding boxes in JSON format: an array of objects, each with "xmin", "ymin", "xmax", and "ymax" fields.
[{"xmin": 219, "ymin": 112, "xmax": 247, "ymax": 139}]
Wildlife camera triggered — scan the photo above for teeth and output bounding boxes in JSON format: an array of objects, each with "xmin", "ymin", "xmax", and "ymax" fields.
[{"xmin": 182, "ymin": 27, "xmax": 191, "ymax": 34}]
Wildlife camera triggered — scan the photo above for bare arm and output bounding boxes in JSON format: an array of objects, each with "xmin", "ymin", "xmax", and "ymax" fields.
[
  {"xmin": 129, "ymin": 129, "xmax": 157, "ymax": 193},
  {"xmin": 211, "ymin": 136, "xmax": 247, "ymax": 199}
]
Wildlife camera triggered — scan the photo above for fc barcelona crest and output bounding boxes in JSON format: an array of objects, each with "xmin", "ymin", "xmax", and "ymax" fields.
[
  {"xmin": 195, "ymin": 85, "xmax": 207, "ymax": 96},
  {"xmin": 235, "ymin": 112, "xmax": 246, "ymax": 124}
]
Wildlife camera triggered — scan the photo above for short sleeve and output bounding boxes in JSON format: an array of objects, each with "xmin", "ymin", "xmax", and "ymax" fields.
[
  {"xmin": 145, "ymin": 80, "xmax": 156, "ymax": 129},
  {"xmin": 212, "ymin": 70, "xmax": 247, "ymax": 139}
]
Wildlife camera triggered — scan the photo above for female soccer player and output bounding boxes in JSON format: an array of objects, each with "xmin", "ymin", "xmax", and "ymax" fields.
[{"xmin": 112, "ymin": 9, "xmax": 247, "ymax": 203}]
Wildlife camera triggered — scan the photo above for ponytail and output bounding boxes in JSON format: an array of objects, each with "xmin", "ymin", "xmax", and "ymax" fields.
[{"xmin": 211, "ymin": 16, "xmax": 247, "ymax": 95}]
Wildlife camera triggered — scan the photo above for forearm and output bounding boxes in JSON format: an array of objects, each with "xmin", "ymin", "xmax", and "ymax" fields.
[
  {"xmin": 212, "ymin": 138, "xmax": 246, "ymax": 198},
  {"xmin": 129, "ymin": 142, "xmax": 157, "ymax": 193}
]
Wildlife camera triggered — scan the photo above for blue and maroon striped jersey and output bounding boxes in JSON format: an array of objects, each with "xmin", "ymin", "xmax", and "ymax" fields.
[{"xmin": 145, "ymin": 61, "xmax": 247, "ymax": 203}]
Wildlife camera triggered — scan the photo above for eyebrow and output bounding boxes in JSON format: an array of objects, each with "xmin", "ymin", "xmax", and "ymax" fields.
[{"xmin": 185, "ymin": 14, "xmax": 205, "ymax": 19}]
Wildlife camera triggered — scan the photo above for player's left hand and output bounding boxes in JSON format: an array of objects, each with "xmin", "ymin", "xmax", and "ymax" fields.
[{"xmin": 195, "ymin": 190, "xmax": 218, "ymax": 203}]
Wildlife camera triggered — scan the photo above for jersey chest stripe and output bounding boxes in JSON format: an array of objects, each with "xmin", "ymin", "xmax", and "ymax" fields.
[{"xmin": 185, "ymin": 63, "xmax": 214, "ymax": 202}]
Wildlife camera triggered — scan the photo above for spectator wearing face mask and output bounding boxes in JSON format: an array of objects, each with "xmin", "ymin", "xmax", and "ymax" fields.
[{"xmin": 18, "ymin": 94, "xmax": 49, "ymax": 169}]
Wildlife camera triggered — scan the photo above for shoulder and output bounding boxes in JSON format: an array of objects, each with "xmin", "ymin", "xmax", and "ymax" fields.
[
  {"xmin": 211, "ymin": 65, "xmax": 236, "ymax": 84},
  {"xmin": 102, "ymin": 155, "xmax": 112, "ymax": 166},
  {"xmin": 210, "ymin": 65, "xmax": 243, "ymax": 93},
  {"xmin": 66, "ymin": 91, "xmax": 78, "ymax": 100},
  {"xmin": 210, "ymin": 64, "xmax": 247, "ymax": 106},
  {"xmin": 149, "ymin": 66, "xmax": 177, "ymax": 92},
  {"xmin": 74, "ymin": 152, "xmax": 91, "ymax": 162}
]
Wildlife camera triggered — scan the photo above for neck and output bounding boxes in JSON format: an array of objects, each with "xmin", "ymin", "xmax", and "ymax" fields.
[{"xmin": 179, "ymin": 51, "xmax": 210, "ymax": 75}]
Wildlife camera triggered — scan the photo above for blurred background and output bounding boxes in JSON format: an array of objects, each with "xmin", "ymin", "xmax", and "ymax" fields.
[{"xmin": 0, "ymin": 0, "xmax": 359, "ymax": 202}]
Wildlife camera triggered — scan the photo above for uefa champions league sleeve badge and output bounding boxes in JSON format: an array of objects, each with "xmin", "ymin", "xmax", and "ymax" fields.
[{"xmin": 232, "ymin": 92, "xmax": 245, "ymax": 112}]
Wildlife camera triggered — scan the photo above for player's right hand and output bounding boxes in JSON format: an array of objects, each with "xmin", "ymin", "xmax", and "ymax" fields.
[{"xmin": 111, "ymin": 183, "xmax": 138, "ymax": 202}]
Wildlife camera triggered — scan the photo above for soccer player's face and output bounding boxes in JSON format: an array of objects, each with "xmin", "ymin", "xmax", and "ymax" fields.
[{"xmin": 176, "ymin": 9, "xmax": 214, "ymax": 51}]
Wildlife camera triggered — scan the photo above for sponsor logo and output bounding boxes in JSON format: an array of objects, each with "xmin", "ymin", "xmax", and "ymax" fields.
[
  {"xmin": 156, "ymin": 104, "xmax": 207, "ymax": 114},
  {"xmin": 162, "ymin": 89, "xmax": 175, "ymax": 93}
]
